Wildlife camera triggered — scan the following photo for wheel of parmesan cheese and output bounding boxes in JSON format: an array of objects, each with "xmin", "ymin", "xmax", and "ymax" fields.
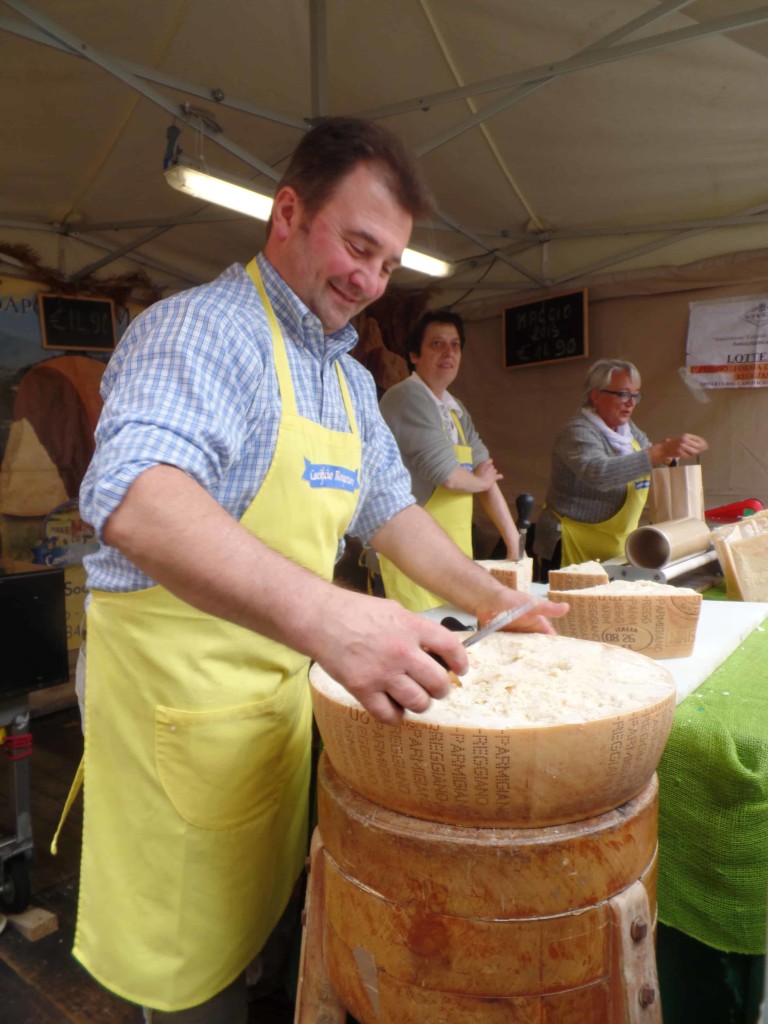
[
  {"xmin": 475, "ymin": 557, "xmax": 533, "ymax": 591},
  {"xmin": 309, "ymin": 632, "xmax": 676, "ymax": 828},
  {"xmin": 547, "ymin": 579, "xmax": 702, "ymax": 659}
]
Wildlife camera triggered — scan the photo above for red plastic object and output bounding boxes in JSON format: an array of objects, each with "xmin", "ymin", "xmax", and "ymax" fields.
[
  {"xmin": 705, "ymin": 498, "xmax": 764, "ymax": 524},
  {"xmin": 3, "ymin": 732, "xmax": 33, "ymax": 761}
]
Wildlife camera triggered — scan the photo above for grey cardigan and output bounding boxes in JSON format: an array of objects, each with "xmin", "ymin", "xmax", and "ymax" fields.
[
  {"xmin": 379, "ymin": 375, "xmax": 488, "ymax": 507},
  {"xmin": 534, "ymin": 412, "xmax": 652, "ymax": 560}
]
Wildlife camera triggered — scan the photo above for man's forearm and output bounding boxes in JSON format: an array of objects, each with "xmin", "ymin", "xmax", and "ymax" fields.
[
  {"xmin": 101, "ymin": 466, "xmax": 566, "ymax": 724},
  {"xmin": 371, "ymin": 504, "xmax": 508, "ymax": 614},
  {"xmin": 100, "ymin": 466, "xmax": 484, "ymax": 725},
  {"xmin": 102, "ymin": 464, "xmax": 349, "ymax": 658}
]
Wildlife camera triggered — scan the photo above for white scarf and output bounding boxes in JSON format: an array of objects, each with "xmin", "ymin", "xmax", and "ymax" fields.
[{"xmin": 580, "ymin": 408, "xmax": 635, "ymax": 455}]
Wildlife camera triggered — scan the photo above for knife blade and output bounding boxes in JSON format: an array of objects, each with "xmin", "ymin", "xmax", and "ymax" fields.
[
  {"xmin": 462, "ymin": 598, "xmax": 540, "ymax": 650},
  {"xmin": 430, "ymin": 598, "xmax": 540, "ymax": 670}
]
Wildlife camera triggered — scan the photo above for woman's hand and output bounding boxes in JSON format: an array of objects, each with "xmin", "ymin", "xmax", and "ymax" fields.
[
  {"xmin": 473, "ymin": 458, "xmax": 503, "ymax": 490},
  {"xmin": 649, "ymin": 433, "xmax": 708, "ymax": 466}
]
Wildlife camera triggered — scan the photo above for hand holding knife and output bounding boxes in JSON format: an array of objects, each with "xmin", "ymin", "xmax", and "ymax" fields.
[{"xmin": 430, "ymin": 598, "xmax": 540, "ymax": 670}]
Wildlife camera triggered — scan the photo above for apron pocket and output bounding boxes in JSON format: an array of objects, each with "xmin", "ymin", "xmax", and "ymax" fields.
[{"xmin": 155, "ymin": 696, "xmax": 286, "ymax": 831}]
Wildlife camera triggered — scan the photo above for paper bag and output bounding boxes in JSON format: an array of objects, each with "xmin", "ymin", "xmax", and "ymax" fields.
[
  {"xmin": 648, "ymin": 463, "xmax": 705, "ymax": 524},
  {"xmin": 712, "ymin": 511, "xmax": 768, "ymax": 600}
]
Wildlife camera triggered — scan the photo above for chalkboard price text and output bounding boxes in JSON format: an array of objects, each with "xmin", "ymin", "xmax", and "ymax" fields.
[
  {"xmin": 503, "ymin": 289, "xmax": 588, "ymax": 370},
  {"xmin": 39, "ymin": 292, "xmax": 117, "ymax": 352}
]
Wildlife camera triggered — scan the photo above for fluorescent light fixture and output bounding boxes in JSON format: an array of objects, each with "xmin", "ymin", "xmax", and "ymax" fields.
[
  {"xmin": 399, "ymin": 247, "xmax": 452, "ymax": 277},
  {"xmin": 164, "ymin": 158, "xmax": 453, "ymax": 278},
  {"xmin": 165, "ymin": 160, "xmax": 274, "ymax": 221}
]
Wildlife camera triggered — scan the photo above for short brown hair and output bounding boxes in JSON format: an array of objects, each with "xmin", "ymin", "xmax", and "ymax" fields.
[
  {"xmin": 273, "ymin": 116, "xmax": 434, "ymax": 225},
  {"xmin": 407, "ymin": 310, "xmax": 466, "ymax": 365}
]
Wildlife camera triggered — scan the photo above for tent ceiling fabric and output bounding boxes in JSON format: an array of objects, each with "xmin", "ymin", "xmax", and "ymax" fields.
[{"xmin": 3, "ymin": 0, "xmax": 768, "ymax": 305}]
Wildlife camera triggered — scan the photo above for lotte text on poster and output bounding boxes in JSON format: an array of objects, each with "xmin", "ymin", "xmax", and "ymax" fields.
[{"xmin": 686, "ymin": 294, "xmax": 768, "ymax": 389}]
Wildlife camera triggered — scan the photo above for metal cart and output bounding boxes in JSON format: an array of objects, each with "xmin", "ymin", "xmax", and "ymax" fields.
[{"xmin": 0, "ymin": 567, "xmax": 68, "ymax": 914}]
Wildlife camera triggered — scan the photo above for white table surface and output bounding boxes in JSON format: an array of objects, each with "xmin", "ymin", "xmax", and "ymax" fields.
[{"xmin": 425, "ymin": 584, "xmax": 768, "ymax": 706}]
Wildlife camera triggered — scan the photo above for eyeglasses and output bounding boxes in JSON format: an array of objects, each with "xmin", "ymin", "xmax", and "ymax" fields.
[{"xmin": 600, "ymin": 389, "xmax": 642, "ymax": 404}]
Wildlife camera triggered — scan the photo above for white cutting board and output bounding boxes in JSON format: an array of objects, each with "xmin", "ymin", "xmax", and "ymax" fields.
[
  {"xmin": 427, "ymin": 585, "xmax": 768, "ymax": 706},
  {"xmin": 657, "ymin": 599, "xmax": 768, "ymax": 704}
]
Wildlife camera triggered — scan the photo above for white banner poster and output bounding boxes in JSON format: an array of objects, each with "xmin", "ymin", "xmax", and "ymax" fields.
[{"xmin": 686, "ymin": 293, "xmax": 768, "ymax": 389}]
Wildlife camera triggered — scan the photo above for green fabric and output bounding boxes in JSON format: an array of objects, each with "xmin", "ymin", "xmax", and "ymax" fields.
[
  {"xmin": 657, "ymin": 615, "xmax": 768, "ymax": 954},
  {"xmin": 656, "ymin": 923, "xmax": 765, "ymax": 1024}
]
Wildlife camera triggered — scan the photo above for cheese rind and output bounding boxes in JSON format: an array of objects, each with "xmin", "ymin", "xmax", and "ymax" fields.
[{"xmin": 309, "ymin": 632, "xmax": 675, "ymax": 827}]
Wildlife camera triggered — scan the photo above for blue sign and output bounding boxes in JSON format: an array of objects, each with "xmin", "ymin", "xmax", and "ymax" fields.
[{"xmin": 302, "ymin": 458, "xmax": 360, "ymax": 492}]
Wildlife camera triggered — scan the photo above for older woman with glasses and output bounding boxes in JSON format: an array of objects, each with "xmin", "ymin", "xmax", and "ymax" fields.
[{"xmin": 533, "ymin": 358, "xmax": 708, "ymax": 579}]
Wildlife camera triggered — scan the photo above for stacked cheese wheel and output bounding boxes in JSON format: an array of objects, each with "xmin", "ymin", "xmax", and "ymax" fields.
[{"xmin": 310, "ymin": 631, "xmax": 676, "ymax": 828}]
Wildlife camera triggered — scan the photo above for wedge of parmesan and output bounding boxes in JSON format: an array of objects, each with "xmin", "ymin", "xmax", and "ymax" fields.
[
  {"xmin": 0, "ymin": 419, "xmax": 68, "ymax": 516},
  {"xmin": 547, "ymin": 579, "xmax": 701, "ymax": 659},
  {"xmin": 475, "ymin": 556, "xmax": 532, "ymax": 591},
  {"xmin": 548, "ymin": 560, "xmax": 609, "ymax": 591}
]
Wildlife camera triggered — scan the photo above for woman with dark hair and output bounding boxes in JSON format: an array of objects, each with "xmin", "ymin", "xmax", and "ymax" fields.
[
  {"xmin": 378, "ymin": 310, "xmax": 520, "ymax": 611},
  {"xmin": 534, "ymin": 358, "xmax": 708, "ymax": 578}
]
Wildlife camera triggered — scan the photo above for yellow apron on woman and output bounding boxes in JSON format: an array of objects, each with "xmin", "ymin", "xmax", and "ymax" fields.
[
  {"xmin": 70, "ymin": 260, "xmax": 362, "ymax": 1012},
  {"xmin": 560, "ymin": 439, "xmax": 650, "ymax": 565},
  {"xmin": 379, "ymin": 411, "xmax": 473, "ymax": 612}
]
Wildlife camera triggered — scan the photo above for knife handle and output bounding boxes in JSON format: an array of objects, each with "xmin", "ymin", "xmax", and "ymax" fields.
[{"xmin": 515, "ymin": 492, "xmax": 535, "ymax": 531}]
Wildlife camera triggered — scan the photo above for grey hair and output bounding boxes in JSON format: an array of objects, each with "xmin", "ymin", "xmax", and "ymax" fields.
[{"xmin": 581, "ymin": 359, "xmax": 640, "ymax": 408}]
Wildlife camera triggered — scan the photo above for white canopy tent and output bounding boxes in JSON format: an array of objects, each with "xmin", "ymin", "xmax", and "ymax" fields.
[{"xmin": 3, "ymin": 0, "xmax": 768, "ymax": 305}]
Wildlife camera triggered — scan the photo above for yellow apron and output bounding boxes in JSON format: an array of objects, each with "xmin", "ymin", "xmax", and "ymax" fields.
[
  {"xmin": 559, "ymin": 439, "xmax": 650, "ymax": 565},
  {"xmin": 379, "ymin": 411, "xmax": 472, "ymax": 612},
  {"xmin": 68, "ymin": 260, "xmax": 361, "ymax": 1012}
]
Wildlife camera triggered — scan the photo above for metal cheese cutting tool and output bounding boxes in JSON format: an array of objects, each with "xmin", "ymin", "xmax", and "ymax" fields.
[
  {"xmin": 431, "ymin": 598, "xmax": 540, "ymax": 669},
  {"xmin": 461, "ymin": 599, "xmax": 540, "ymax": 649}
]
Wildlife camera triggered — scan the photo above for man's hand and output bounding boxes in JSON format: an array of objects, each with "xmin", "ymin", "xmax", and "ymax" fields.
[
  {"xmin": 312, "ymin": 588, "xmax": 570, "ymax": 725},
  {"xmin": 311, "ymin": 593, "xmax": 469, "ymax": 725},
  {"xmin": 474, "ymin": 590, "xmax": 569, "ymax": 637}
]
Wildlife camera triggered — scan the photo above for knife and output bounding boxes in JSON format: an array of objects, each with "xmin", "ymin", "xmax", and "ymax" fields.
[
  {"xmin": 515, "ymin": 493, "xmax": 534, "ymax": 561},
  {"xmin": 430, "ymin": 598, "xmax": 540, "ymax": 668},
  {"xmin": 462, "ymin": 599, "xmax": 540, "ymax": 650}
]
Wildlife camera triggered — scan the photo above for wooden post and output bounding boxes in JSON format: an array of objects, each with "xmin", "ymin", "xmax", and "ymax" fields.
[{"xmin": 294, "ymin": 828, "xmax": 347, "ymax": 1024}]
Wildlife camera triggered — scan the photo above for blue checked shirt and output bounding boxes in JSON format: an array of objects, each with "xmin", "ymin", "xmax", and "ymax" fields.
[{"xmin": 80, "ymin": 254, "xmax": 415, "ymax": 592}]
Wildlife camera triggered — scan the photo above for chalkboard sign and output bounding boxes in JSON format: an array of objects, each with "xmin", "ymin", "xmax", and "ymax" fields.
[
  {"xmin": 39, "ymin": 292, "xmax": 117, "ymax": 352},
  {"xmin": 503, "ymin": 289, "xmax": 588, "ymax": 370}
]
